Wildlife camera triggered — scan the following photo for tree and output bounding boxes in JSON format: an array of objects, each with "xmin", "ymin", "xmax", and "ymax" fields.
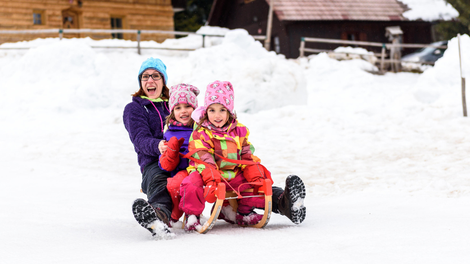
[
  {"xmin": 435, "ymin": 0, "xmax": 470, "ymax": 40},
  {"xmin": 174, "ymin": 0, "xmax": 214, "ymax": 33}
]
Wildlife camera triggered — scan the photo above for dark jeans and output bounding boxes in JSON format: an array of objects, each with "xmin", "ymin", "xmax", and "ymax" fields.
[{"xmin": 141, "ymin": 160, "xmax": 172, "ymax": 218}]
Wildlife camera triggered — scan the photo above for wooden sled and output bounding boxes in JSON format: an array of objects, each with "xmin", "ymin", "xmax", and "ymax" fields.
[
  {"xmin": 188, "ymin": 178, "xmax": 273, "ymax": 234},
  {"xmin": 181, "ymin": 149, "xmax": 274, "ymax": 234}
]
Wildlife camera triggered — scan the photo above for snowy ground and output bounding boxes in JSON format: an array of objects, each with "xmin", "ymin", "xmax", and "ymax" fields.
[{"xmin": 1, "ymin": 27, "xmax": 470, "ymax": 263}]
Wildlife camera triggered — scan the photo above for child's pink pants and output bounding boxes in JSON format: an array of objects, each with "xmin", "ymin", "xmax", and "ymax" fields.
[{"xmin": 179, "ymin": 171, "xmax": 265, "ymax": 215}]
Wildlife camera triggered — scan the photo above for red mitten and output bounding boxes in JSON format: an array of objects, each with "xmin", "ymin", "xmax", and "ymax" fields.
[
  {"xmin": 201, "ymin": 167, "xmax": 222, "ymax": 203},
  {"xmin": 204, "ymin": 181, "xmax": 218, "ymax": 203},
  {"xmin": 160, "ymin": 137, "xmax": 184, "ymax": 171},
  {"xmin": 243, "ymin": 164, "xmax": 265, "ymax": 183}
]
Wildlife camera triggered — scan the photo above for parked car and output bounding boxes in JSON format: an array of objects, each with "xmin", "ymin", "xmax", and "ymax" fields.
[{"xmin": 401, "ymin": 40, "xmax": 448, "ymax": 72}]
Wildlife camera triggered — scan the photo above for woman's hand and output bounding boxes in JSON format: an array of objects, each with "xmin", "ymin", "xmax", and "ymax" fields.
[{"xmin": 158, "ymin": 140, "xmax": 168, "ymax": 154}]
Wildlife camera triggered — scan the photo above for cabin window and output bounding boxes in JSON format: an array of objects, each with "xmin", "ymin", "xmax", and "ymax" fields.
[
  {"xmin": 33, "ymin": 10, "xmax": 44, "ymax": 25},
  {"xmin": 341, "ymin": 31, "xmax": 361, "ymax": 47},
  {"xmin": 347, "ymin": 33, "xmax": 359, "ymax": 41},
  {"xmin": 110, "ymin": 17, "xmax": 123, "ymax": 39}
]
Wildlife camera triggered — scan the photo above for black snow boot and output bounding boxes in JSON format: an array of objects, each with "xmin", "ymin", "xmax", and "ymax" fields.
[
  {"xmin": 132, "ymin": 198, "xmax": 174, "ymax": 239},
  {"xmin": 277, "ymin": 175, "xmax": 306, "ymax": 224}
]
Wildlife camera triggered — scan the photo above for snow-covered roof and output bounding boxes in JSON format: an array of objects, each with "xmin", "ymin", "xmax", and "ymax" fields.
[
  {"xmin": 271, "ymin": 0, "xmax": 408, "ymax": 21},
  {"xmin": 268, "ymin": 0, "xmax": 458, "ymax": 22},
  {"xmin": 398, "ymin": 0, "xmax": 459, "ymax": 21}
]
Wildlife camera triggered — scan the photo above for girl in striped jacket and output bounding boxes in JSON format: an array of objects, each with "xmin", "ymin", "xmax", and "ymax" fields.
[{"xmin": 179, "ymin": 80, "xmax": 307, "ymax": 231}]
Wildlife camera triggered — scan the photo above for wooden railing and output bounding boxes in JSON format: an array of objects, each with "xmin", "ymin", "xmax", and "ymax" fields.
[
  {"xmin": 299, "ymin": 37, "xmax": 447, "ymax": 72},
  {"xmin": 0, "ymin": 29, "xmax": 266, "ymax": 54}
]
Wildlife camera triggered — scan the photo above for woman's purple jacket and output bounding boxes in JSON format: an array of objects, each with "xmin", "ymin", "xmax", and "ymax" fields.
[
  {"xmin": 123, "ymin": 96, "xmax": 169, "ymax": 172},
  {"xmin": 160, "ymin": 124, "xmax": 193, "ymax": 177}
]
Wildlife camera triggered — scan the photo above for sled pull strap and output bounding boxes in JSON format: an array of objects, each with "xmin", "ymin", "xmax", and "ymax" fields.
[
  {"xmin": 182, "ymin": 148, "xmax": 272, "ymax": 180},
  {"xmin": 182, "ymin": 148, "xmax": 273, "ymax": 198},
  {"xmin": 182, "ymin": 149, "xmax": 242, "ymax": 198}
]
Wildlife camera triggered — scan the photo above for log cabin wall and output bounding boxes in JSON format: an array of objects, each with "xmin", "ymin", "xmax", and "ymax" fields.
[{"xmin": 0, "ymin": 0, "xmax": 175, "ymax": 44}]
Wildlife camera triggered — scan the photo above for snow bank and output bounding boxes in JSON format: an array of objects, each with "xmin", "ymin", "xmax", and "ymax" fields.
[
  {"xmin": 0, "ymin": 28, "xmax": 306, "ymax": 118},
  {"xmin": 413, "ymin": 35, "xmax": 470, "ymax": 112},
  {"xmin": 169, "ymin": 29, "xmax": 308, "ymax": 113}
]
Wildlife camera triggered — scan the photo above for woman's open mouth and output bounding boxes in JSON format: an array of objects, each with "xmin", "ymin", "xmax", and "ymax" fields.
[{"xmin": 147, "ymin": 87, "xmax": 157, "ymax": 95}]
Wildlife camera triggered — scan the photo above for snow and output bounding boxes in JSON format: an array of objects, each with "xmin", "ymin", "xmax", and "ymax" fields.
[
  {"xmin": 399, "ymin": 0, "xmax": 459, "ymax": 21},
  {"xmin": 334, "ymin": 46, "xmax": 374, "ymax": 55},
  {"xmin": 1, "ymin": 26, "xmax": 470, "ymax": 263}
]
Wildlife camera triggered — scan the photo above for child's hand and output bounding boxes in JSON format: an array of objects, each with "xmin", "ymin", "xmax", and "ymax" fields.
[
  {"xmin": 159, "ymin": 137, "xmax": 184, "ymax": 171},
  {"xmin": 201, "ymin": 168, "xmax": 222, "ymax": 203},
  {"xmin": 204, "ymin": 183, "xmax": 217, "ymax": 203},
  {"xmin": 158, "ymin": 140, "xmax": 168, "ymax": 153},
  {"xmin": 243, "ymin": 164, "xmax": 265, "ymax": 183}
]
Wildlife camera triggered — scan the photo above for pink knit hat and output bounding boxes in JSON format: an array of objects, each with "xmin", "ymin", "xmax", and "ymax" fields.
[
  {"xmin": 204, "ymin": 80, "xmax": 235, "ymax": 115},
  {"xmin": 169, "ymin": 83, "xmax": 200, "ymax": 112}
]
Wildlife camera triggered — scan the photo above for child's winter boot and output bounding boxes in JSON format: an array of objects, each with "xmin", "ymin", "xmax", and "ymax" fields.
[
  {"xmin": 236, "ymin": 210, "xmax": 264, "ymax": 226},
  {"xmin": 184, "ymin": 214, "xmax": 201, "ymax": 232},
  {"xmin": 132, "ymin": 198, "xmax": 175, "ymax": 239},
  {"xmin": 211, "ymin": 203, "xmax": 236, "ymax": 224},
  {"xmin": 219, "ymin": 204, "xmax": 237, "ymax": 224},
  {"xmin": 276, "ymin": 175, "xmax": 306, "ymax": 224}
]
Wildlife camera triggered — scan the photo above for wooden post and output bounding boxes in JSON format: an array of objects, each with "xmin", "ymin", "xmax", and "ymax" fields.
[
  {"xmin": 463, "ymin": 78, "xmax": 467, "ymax": 117},
  {"xmin": 380, "ymin": 43, "xmax": 386, "ymax": 73},
  {"xmin": 299, "ymin": 37, "xmax": 305, "ymax": 57},
  {"xmin": 137, "ymin": 30, "xmax": 141, "ymax": 55},
  {"xmin": 458, "ymin": 34, "xmax": 467, "ymax": 117},
  {"xmin": 264, "ymin": 0, "xmax": 274, "ymax": 51},
  {"xmin": 202, "ymin": 34, "xmax": 206, "ymax": 48}
]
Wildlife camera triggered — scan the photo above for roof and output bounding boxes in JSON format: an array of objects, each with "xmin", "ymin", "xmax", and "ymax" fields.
[{"xmin": 270, "ymin": 0, "xmax": 410, "ymax": 21}]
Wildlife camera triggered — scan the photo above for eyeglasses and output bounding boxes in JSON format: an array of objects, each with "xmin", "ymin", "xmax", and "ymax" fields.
[{"xmin": 141, "ymin": 73, "xmax": 162, "ymax": 82}]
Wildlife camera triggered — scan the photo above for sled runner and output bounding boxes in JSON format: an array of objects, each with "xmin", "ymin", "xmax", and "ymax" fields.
[{"xmin": 189, "ymin": 178, "xmax": 273, "ymax": 234}]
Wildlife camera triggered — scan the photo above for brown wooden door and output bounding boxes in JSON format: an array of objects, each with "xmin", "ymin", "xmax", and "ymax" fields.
[{"xmin": 62, "ymin": 9, "xmax": 80, "ymax": 38}]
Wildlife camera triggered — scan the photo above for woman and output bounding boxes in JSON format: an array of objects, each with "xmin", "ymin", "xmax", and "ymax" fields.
[{"xmin": 123, "ymin": 57, "xmax": 174, "ymax": 238}]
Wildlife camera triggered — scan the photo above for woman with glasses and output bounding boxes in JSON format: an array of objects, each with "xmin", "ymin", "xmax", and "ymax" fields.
[{"xmin": 123, "ymin": 57, "xmax": 175, "ymax": 239}]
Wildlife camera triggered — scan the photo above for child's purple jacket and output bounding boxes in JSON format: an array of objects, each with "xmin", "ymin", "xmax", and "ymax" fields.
[
  {"xmin": 160, "ymin": 124, "xmax": 193, "ymax": 176},
  {"xmin": 123, "ymin": 96, "xmax": 169, "ymax": 172}
]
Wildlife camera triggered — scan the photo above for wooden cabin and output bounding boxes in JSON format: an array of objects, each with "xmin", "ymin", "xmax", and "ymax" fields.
[
  {"xmin": 0, "ymin": 0, "xmax": 177, "ymax": 44},
  {"xmin": 207, "ymin": 0, "xmax": 436, "ymax": 58}
]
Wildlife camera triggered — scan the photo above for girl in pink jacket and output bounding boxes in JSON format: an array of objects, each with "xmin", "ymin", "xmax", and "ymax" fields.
[{"xmin": 179, "ymin": 80, "xmax": 307, "ymax": 231}]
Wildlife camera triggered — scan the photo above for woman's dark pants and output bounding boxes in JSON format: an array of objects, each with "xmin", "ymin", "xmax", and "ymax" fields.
[{"xmin": 141, "ymin": 161, "xmax": 172, "ymax": 218}]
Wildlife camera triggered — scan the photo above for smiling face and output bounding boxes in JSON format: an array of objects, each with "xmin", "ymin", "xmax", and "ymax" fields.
[
  {"xmin": 207, "ymin": 103, "xmax": 229, "ymax": 128},
  {"xmin": 173, "ymin": 103, "xmax": 194, "ymax": 125},
  {"xmin": 141, "ymin": 69, "xmax": 163, "ymax": 99}
]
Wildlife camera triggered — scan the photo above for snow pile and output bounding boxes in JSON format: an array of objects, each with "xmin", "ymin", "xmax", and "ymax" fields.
[
  {"xmin": 0, "ymin": 28, "xmax": 306, "ymax": 119},
  {"xmin": 334, "ymin": 46, "xmax": 374, "ymax": 55},
  {"xmin": 413, "ymin": 34, "xmax": 470, "ymax": 107},
  {"xmin": 171, "ymin": 29, "xmax": 308, "ymax": 113},
  {"xmin": 328, "ymin": 47, "xmax": 379, "ymax": 69}
]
